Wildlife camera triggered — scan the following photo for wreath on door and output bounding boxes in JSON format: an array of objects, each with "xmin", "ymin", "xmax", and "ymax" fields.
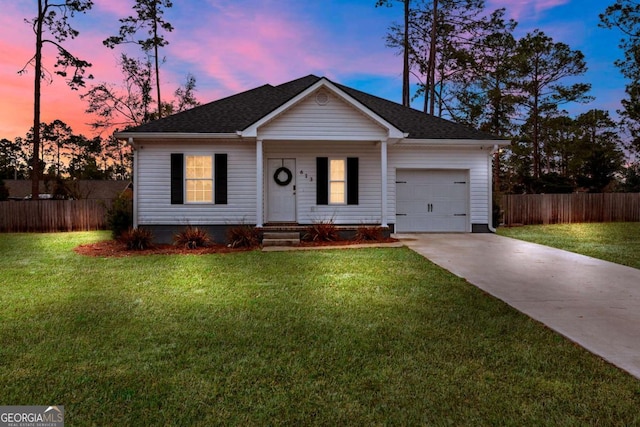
[{"xmin": 273, "ymin": 166, "xmax": 293, "ymax": 186}]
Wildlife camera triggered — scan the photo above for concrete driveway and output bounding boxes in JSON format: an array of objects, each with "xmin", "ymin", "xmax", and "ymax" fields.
[{"xmin": 395, "ymin": 233, "xmax": 640, "ymax": 380}]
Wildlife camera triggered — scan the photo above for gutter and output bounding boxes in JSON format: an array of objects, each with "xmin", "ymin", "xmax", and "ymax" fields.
[
  {"xmin": 114, "ymin": 132, "xmax": 241, "ymax": 140},
  {"xmin": 400, "ymin": 138, "xmax": 509, "ymax": 146}
]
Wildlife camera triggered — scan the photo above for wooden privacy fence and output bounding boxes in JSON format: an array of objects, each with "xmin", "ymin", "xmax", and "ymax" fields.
[
  {"xmin": 0, "ymin": 200, "xmax": 115, "ymax": 232},
  {"xmin": 501, "ymin": 193, "xmax": 640, "ymax": 226}
]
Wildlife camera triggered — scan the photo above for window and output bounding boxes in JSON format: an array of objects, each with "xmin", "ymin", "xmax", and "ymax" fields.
[
  {"xmin": 316, "ymin": 157, "xmax": 358, "ymax": 206},
  {"xmin": 171, "ymin": 153, "xmax": 227, "ymax": 205},
  {"xmin": 329, "ymin": 159, "xmax": 346, "ymax": 204},
  {"xmin": 185, "ymin": 155, "xmax": 213, "ymax": 203}
]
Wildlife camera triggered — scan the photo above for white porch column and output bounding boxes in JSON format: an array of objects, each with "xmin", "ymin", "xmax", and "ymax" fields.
[
  {"xmin": 380, "ymin": 140, "xmax": 388, "ymax": 227},
  {"xmin": 256, "ymin": 139, "xmax": 264, "ymax": 227}
]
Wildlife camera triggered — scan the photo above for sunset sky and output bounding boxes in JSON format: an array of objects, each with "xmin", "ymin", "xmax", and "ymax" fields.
[{"xmin": 0, "ymin": 0, "xmax": 626, "ymax": 141}]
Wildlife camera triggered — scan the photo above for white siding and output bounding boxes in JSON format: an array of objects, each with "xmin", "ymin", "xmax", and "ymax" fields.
[
  {"xmin": 135, "ymin": 139, "xmax": 492, "ymax": 229},
  {"xmin": 136, "ymin": 140, "xmax": 256, "ymax": 225},
  {"xmin": 388, "ymin": 145, "xmax": 491, "ymax": 226},
  {"xmin": 258, "ymin": 90, "xmax": 388, "ymax": 141},
  {"xmin": 264, "ymin": 141, "xmax": 383, "ymax": 225}
]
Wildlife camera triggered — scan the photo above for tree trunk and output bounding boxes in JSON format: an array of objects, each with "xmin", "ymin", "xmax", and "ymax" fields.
[
  {"xmin": 423, "ymin": 52, "xmax": 430, "ymax": 113},
  {"xmin": 427, "ymin": 0, "xmax": 438, "ymax": 116},
  {"xmin": 402, "ymin": 0, "xmax": 410, "ymax": 107},
  {"xmin": 32, "ymin": 0, "xmax": 44, "ymax": 200},
  {"xmin": 532, "ymin": 100, "xmax": 539, "ymax": 181},
  {"xmin": 153, "ymin": 2, "xmax": 162, "ymax": 119},
  {"xmin": 491, "ymin": 74, "xmax": 502, "ymax": 136},
  {"xmin": 532, "ymin": 58, "xmax": 540, "ymax": 181},
  {"xmin": 57, "ymin": 141, "xmax": 61, "ymax": 177},
  {"xmin": 436, "ymin": 83, "xmax": 442, "ymax": 117}
]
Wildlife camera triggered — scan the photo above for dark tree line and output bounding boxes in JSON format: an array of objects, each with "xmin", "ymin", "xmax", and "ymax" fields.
[
  {"xmin": 0, "ymin": 120, "xmax": 129, "ymax": 182},
  {"xmin": 380, "ymin": 0, "xmax": 640, "ymax": 193}
]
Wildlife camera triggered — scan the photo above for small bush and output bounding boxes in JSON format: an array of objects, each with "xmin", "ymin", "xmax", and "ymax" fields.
[
  {"xmin": 355, "ymin": 226, "xmax": 385, "ymax": 241},
  {"xmin": 120, "ymin": 227, "xmax": 154, "ymax": 250},
  {"xmin": 174, "ymin": 227, "xmax": 211, "ymax": 249},
  {"xmin": 106, "ymin": 194, "xmax": 133, "ymax": 239},
  {"xmin": 0, "ymin": 179, "xmax": 8, "ymax": 201},
  {"xmin": 51, "ymin": 178, "xmax": 71, "ymax": 200},
  {"xmin": 227, "ymin": 225, "xmax": 260, "ymax": 248},
  {"xmin": 304, "ymin": 220, "xmax": 340, "ymax": 242}
]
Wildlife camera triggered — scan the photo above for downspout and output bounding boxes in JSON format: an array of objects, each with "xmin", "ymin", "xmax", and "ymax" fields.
[
  {"xmin": 129, "ymin": 137, "xmax": 139, "ymax": 229},
  {"xmin": 488, "ymin": 144, "xmax": 498, "ymax": 233}
]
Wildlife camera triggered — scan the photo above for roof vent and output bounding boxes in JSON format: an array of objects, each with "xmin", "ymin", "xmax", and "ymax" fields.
[{"xmin": 315, "ymin": 91, "xmax": 329, "ymax": 105}]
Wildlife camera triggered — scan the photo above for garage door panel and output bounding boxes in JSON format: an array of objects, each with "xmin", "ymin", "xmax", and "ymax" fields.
[
  {"xmin": 449, "ymin": 197, "xmax": 467, "ymax": 213},
  {"xmin": 403, "ymin": 201, "xmax": 427, "ymax": 215},
  {"xmin": 396, "ymin": 170, "xmax": 469, "ymax": 232},
  {"xmin": 431, "ymin": 184, "xmax": 453, "ymax": 199}
]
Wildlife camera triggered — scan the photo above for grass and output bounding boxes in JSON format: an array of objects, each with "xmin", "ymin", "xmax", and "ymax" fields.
[
  {"xmin": 1, "ymin": 231, "xmax": 639, "ymax": 425},
  {"xmin": 498, "ymin": 222, "xmax": 640, "ymax": 269}
]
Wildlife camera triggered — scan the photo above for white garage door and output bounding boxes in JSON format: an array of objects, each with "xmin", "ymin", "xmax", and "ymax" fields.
[{"xmin": 396, "ymin": 169, "xmax": 469, "ymax": 232}]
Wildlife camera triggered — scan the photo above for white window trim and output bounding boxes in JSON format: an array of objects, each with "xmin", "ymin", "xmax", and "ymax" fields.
[
  {"xmin": 329, "ymin": 157, "xmax": 346, "ymax": 205},
  {"xmin": 185, "ymin": 154, "xmax": 214, "ymax": 204}
]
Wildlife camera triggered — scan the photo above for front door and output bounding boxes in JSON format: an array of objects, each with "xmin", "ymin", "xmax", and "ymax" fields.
[{"xmin": 267, "ymin": 158, "xmax": 296, "ymax": 222}]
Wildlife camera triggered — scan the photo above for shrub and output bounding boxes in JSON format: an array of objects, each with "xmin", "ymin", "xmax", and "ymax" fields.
[
  {"xmin": 0, "ymin": 179, "xmax": 8, "ymax": 201},
  {"xmin": 120, "ymin": 227, "xmax": 154, "ymax": 250},
  {"xmin": 51, "ymin": 178, "xmax": 71, "ymax": 200},
  {"xmin": 355, "ymin": 226, "xmax": 385, "ymax": 241},
  {"xmin": 106, "ymin": 194, "xmax": 133, "ymax": 239},
  {"xmin": 227, "ymin": 225, "xmax": 260, "ymax": 248},
  {"xmin": 303, "ymin": 220, "xmax": 340, "ymax": 242},
  {"xmin": 174, "ymin": 227, "xmax": 211, "ymax": 249}
]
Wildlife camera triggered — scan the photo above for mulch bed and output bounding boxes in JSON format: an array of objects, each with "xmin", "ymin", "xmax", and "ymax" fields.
[{"xmin": 74, "ymin": 238, "xmax": 399, "ymax": 258}]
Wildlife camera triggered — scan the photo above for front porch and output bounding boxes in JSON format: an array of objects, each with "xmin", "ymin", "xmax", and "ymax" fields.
[
  {"xmin": 255, "ymin": 140, "xmax": 391, "ymax": 229},
  {"xmin": 260, "ymin": 223, "xmax": 393, "ymax": 247}
]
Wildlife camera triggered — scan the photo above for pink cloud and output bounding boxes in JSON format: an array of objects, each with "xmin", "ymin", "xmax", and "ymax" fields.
[
  {"xmin": 0, "ymin": 5, "xmax": 40, "ymax": 139},
  {"xmin": 168, "ymin": 3, "xmax": 319, "ymax": 91},
  {"xmin": 93, "ymin": 0, "xmax": 134, "ymax": 17},
  {"xmin": 0, "ymin": 7, "xmax": 120, "ymax": 139},
  {"xmin": 167, "ymin": 1, "xmax": 399, "ymax": 101},
  {"xmin": 0, "ymin": 0, "xmax": 158, "ymax": 139},
  {"xmin": 487, "ymin": 0, "xmax": 571, "ymax": 21}
]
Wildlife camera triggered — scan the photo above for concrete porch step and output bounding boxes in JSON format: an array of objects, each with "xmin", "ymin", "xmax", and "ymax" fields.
[{"xmin": 262, "ymin": 231, "xmax": 301, "ymax": 247}]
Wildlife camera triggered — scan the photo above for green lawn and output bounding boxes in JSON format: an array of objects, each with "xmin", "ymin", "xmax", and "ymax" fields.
[
  {"xmin": 498, "ymin": 222, "xmax": 640, "ymax": 269},
  {"xmin": 1, "ymin": 232, "xmax": 639, "ymax": 425}
]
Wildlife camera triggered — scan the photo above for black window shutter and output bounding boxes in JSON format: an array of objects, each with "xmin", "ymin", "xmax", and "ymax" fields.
[
  {"xmin": 214, "ymin": 153, "xmax": 228, "ymax": 204},
  {"xmin": 316, "ymin": 157, "xmax": 328, "ymax": 205},
  {"xmin": 347, "ymin": 157, "xmax": 359, "ymax": 205},
  {"xmin": 170, "ymin": 153, "xmax": 184, "ymax": 204}
]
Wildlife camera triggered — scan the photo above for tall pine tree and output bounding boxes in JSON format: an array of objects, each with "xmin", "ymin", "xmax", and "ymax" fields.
[
  {"xmin": 512, "ymin": 30, "xmax": 591, "ymax": 182},
  {"xmin": 104, "ymin": 0, "xmax": 174, "ymax": 119},
  {"xmin": 19, "ymin": 0, "xmax": 93, "ymax": 199},
  {"xmin": 600, "ymin": 0, "xmax": 640, "ymax": 152}
]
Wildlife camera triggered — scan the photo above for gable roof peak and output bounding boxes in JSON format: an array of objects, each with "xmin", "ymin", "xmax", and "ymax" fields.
[{"xmin": 240, "ymin": 75, "xmax": 405, "ymax": 139}]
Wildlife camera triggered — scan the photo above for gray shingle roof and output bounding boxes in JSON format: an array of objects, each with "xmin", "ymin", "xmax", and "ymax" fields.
[{"xmin": 123, "ymin": 75, "xmax": 498, "ymax": 140}]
